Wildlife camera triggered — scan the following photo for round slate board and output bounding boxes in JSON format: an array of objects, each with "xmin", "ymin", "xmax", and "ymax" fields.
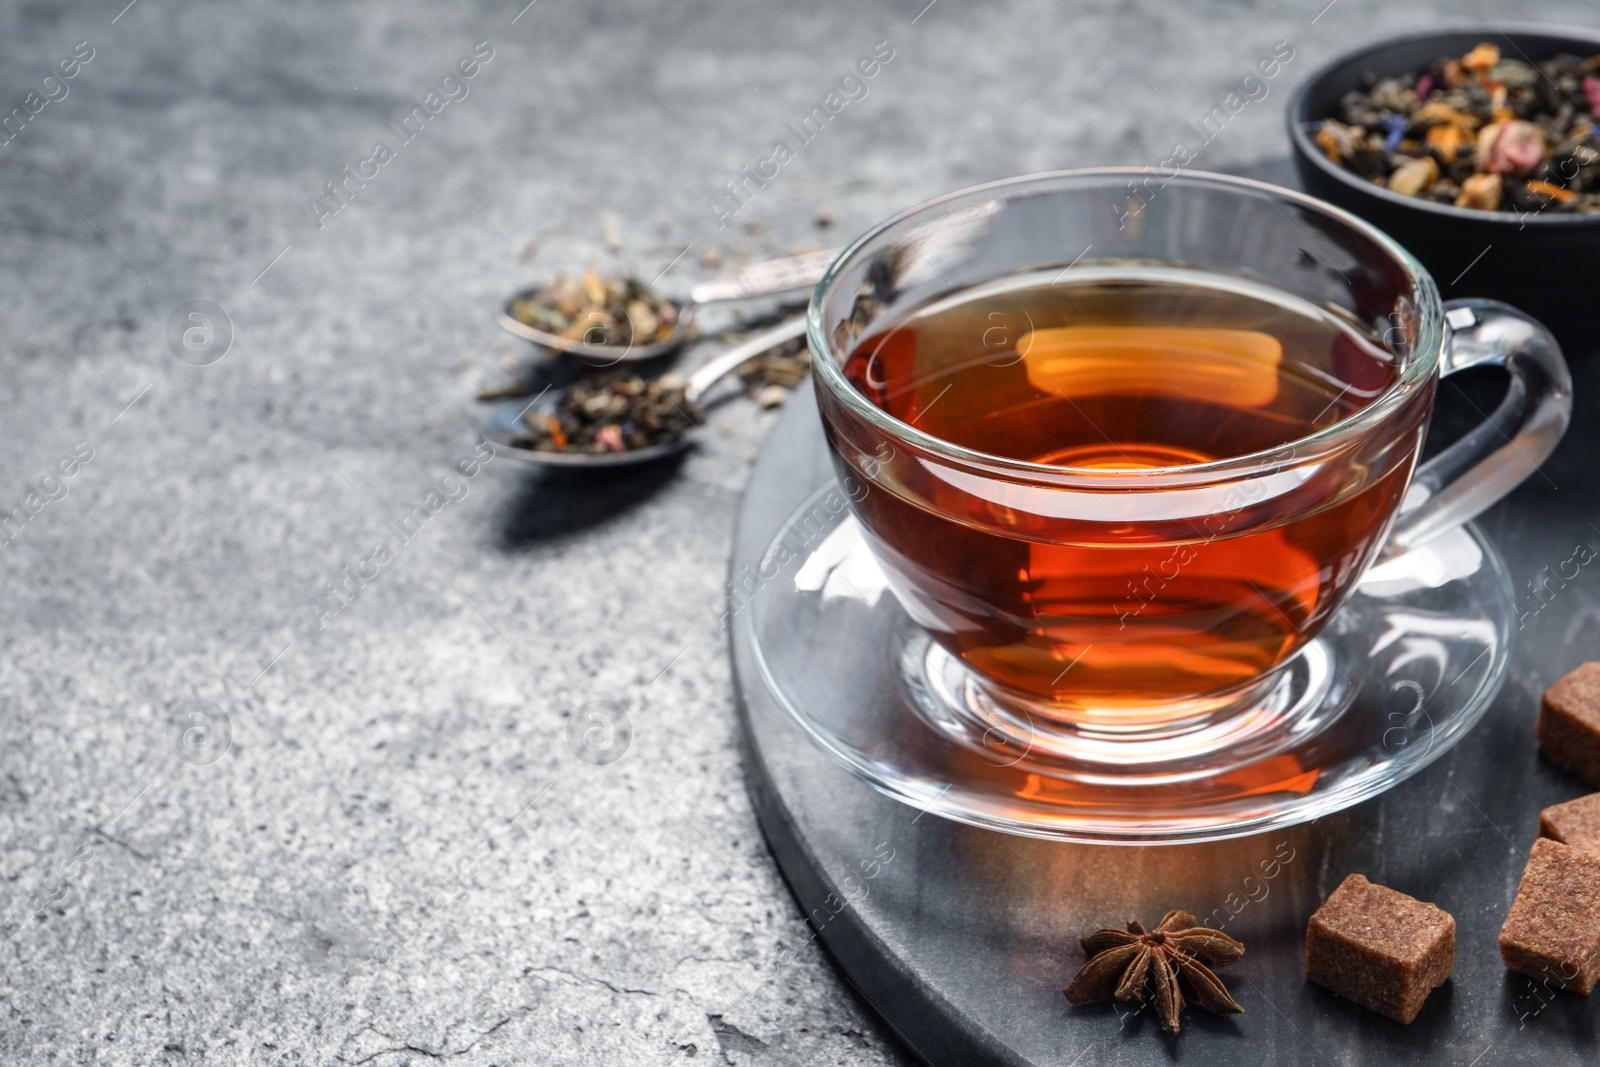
[{"xmin": 727, "ymin": 163, "xmax": 1599, "ymax": 1066}]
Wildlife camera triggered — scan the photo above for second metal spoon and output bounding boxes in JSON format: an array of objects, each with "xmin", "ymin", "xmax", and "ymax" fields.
[{"xmin": 482, "ymin": 316, "xmax": 810, "ymax": 469}]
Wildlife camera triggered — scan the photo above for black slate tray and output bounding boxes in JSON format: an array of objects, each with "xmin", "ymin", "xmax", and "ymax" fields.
[{"xmin": 728, "ymin": 161, "xmax": 1600, "ymax": 1066}]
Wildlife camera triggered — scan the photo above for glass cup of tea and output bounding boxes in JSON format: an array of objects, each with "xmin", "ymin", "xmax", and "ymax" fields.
[{"xmin": 809, "ymin": 169, "xmax": 1569, "ymax": 740}]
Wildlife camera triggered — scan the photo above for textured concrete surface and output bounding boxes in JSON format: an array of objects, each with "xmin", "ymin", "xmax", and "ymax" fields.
[{"xmin": 0, "ymin": 1, "xmax": 1595, "ymax": 1064}]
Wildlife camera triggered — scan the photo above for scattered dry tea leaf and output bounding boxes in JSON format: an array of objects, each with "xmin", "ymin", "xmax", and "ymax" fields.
[{"xmin": 728, "ymin": 308, "xmax": 812, "ymax": 404}]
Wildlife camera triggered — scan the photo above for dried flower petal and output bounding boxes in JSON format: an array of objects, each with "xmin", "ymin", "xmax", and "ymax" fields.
[
  {"xmin": 1414, "ymin": 101, "xmax": 1480, "ymax": 130},
  {"xmin": 1455, "ymin": 172, "xmax": 1504, "ymax": 211},
  {"xmin": 1383, "ymin": 113, "xmax": 1407, "ymax": 152},
  {"xmin": 1526, "ymin": 179, "xmax": 1577, "ymax": 204},
  {"xmin": 1426, "ymin": 122, "xmax": 1469, "ymax": 163},
  {"xmin": 1315, "ymin": 120, "xmax": 1360, "ymax": 163},
  {"xmin": 594, "ymin": 424, "xmax": 626, "ymax": 453},
  {"xmin": 1481, "ymin": 120, "xmax": 1544, "ymax": 176},
  {"xmin": 1461, "ymin": 43, "xmax": 1500, "ymax": 71}
]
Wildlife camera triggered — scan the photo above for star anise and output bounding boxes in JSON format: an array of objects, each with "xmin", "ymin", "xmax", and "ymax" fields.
[{"xmin": 1063, "ymin": 910, "xmax": 1245, "ymax": 1033}]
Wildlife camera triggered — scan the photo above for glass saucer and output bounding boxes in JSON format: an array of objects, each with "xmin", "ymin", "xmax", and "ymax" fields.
[{"xmin": 744, "ymin": 483, "xmax": 1515, "ymax": 844}]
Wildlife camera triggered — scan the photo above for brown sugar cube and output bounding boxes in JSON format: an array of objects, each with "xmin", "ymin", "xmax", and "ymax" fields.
[
  {"xmin": 1538, "ymin": 663, "xmax": 1600, "ymax": 788},
  {"xmin": 1498, "ymin": 837, "xmax": 1600, "ymax": 994},
  {"xmin": 1540, "ymin": 792, "xmax": 1600, "ymax": 856},
  {"xmin": 1305, "ymin": 873, "xmax": 1455, "ymax": 1024}
]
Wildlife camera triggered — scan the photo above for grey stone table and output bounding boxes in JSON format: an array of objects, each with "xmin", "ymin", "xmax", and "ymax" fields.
[{"xmin": 0, "ymin": 2, "xmax": 1596, "ymax": 1064}]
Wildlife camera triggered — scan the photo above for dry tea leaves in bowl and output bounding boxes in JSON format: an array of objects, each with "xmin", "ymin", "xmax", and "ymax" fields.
[
  {"xmin": 513, "ymin": 372, "xmax": 703, "ymax": 455},
  {"xmin": 508, "ymin": 267, "xmax": 679, "ymax": 348},
  {"xmin": 1312, "ymin": 42, "xmax": 1600, "ymax": 213}
]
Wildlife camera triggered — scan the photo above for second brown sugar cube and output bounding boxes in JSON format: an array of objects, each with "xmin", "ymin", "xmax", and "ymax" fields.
[
  {"xmin": 1538, "ymin": 662, "xmax": 1600, "ymax": 788},
  {"xmin": 1498, "ymin": 837, "xmax": 1600, "ymax": 994},
  {"xmin": 1540, "ymin": 792, "xmax": 1600, "ymax": 855},
  {"xmin": 1305, "ymin": 874, "xmax": 1455, "ymax": 1024}
]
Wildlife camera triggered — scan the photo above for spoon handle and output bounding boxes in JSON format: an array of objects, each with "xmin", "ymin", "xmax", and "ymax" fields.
[
  {"xmin": 685, "ymin": 317, "xmax": 810, "ymax": 404},
  {"xmin": 687, "ymin": 248, "xmax": 839, "ymax": 306}
]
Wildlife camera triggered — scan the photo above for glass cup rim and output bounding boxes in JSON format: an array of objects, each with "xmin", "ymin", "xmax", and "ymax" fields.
[{"xmin": 806, "ymin": 167, "xmax": 1445, "ymax": 488}]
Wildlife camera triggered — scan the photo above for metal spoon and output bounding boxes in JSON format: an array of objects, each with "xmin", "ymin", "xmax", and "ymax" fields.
[
  {"xmin": 481, "ymin": 316, "xmax": 810, "ymax": 469},
  {"xmin": 497, "ymin": 247, "xmax": 836, "ymax": 364}
]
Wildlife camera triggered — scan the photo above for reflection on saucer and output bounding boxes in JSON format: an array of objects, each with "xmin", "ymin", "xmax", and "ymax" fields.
[
  {"xmin": 1359, "ymin": 525, "xmax": 1484, "ymax": 597},
  {"xmin": 793, "ymin": 516, "xmax": 890, "ymax": 606}
]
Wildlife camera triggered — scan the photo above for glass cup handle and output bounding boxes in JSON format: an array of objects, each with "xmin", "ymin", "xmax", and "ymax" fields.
[{"xmin": 1382, "ymin": 298, "xmax": 1572, "ymax": 559}]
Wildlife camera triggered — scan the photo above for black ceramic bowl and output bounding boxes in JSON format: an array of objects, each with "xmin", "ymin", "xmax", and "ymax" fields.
[{"xmin": 1289, "ymin": 23, "xmax": 1600, "ymax": 341}]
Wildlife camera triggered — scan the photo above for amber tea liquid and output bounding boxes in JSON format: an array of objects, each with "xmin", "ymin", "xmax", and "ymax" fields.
[{"xmin": 832, "ymin": 268, "xmax": 1425, "ymax": 720}]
